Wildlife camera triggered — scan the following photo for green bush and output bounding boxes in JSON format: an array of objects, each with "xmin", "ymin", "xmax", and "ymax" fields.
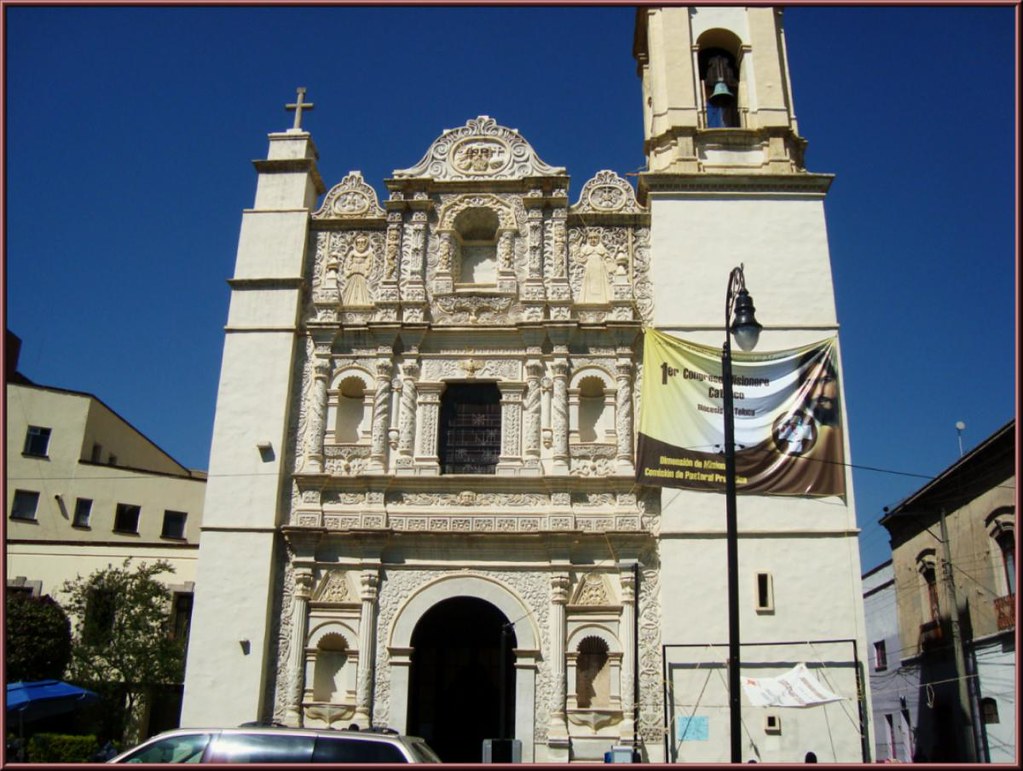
[{"xmin": 26, "ymin": 733, "xmax": 98, "ymax": 763}]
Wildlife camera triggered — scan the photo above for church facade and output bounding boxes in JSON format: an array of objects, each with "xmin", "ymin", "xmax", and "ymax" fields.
[{"xmin": 182, "ymin": 7, "xmax": 871, "ymax": 763}]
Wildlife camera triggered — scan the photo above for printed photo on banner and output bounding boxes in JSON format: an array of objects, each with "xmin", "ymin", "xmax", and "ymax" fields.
[{"xmin": 636, "ymin": 329, "xmax": 845, "ymax": 497}]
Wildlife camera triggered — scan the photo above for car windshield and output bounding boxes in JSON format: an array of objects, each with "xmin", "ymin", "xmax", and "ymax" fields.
[{"xmin": 407, "ymin": 739, "xmax": 443, "ymax": 763}]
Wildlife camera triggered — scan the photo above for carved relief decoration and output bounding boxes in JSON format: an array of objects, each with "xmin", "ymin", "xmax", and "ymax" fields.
[
  {"xmin": 572, "ymin": 573, "xmax": 611, "ymax": 606},
  {"xmin": 313, "ymin": 570, "xmax": 352, "ymax": 603},
  {"xmin": 568, "ymin": 227, "xmax": 630, "ymax": 306},
  {"xmin": 393, "ymin": 116, "xmax": 565, "ymax": 182},
  {"xmin": 571, "ymin": 170, "xmax": 644, "ymax": 215},
  {"xmin": 313, "ymin": 171, "xmax": 385, "ymax": 220}
]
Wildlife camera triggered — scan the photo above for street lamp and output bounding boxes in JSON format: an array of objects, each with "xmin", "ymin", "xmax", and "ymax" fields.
[{"xmin": 723, "ymin": 265, "xmax": 762, "ymax": 763}]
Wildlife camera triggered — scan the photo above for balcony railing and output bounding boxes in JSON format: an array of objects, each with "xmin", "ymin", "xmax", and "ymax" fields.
[{"xmin": 994, "ymin": 594, "xmax": 1015, "ymax": 631}]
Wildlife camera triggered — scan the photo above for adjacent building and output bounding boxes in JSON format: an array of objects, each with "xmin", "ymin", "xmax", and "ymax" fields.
[
  {"xmin": 181, "ymin": 7, "xmax": 871, "ymax": 763},
  {"xmin": 872, "ymin": 420, "xmax": 1016, "ymax": 763},
  {"xmin": 5, "ymin": 331, "xmax": 206, "ymax": 735}
]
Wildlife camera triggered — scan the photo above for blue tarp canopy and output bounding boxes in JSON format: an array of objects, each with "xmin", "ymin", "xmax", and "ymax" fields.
[{"xmin": 5, "ymin": 680, "xmax": 100, "ymax": 723}]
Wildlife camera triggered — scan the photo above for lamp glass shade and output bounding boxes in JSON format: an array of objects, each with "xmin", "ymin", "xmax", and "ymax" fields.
[{"xmin": 730, "ymin": 289, "xmax": 762, "ymax": 351}]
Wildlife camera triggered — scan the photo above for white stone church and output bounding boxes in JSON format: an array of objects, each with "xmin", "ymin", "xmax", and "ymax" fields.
[{"xmin": 182, "ymin": 7, "xmax": 872, "ymax": 763}]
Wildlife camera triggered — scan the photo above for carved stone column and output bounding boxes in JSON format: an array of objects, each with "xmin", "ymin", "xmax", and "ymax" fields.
[
  {"xmin": 523, "ymin": 360, "xmax": 543, "ymax": 467},
  {"xmin": 548, "ymin": 574, "xmax": 570, "ymax": 744},
  {"xmin": 551, "ymin": 358, "xmax": 570, "ymax": 472},
  {"xmin": 615, "ymin": 358, "xmax": 635, "ymax": 474},
  {"xmin": 369, "ymin": 359, "xmax": 392, "ymax": 473},
  {"xmin": 619, "ymin": 568, "xmax": 637, "ymax": 743},
  {"xmin": 303, "ymin": 352, "xmax": 332, "ymax": 473},
  {"xmin": 396, "ymin": 361, "xmax": 419, "ymax": 469},
  {"xmin": 354, "ymin": 571, "xmax": 380, "ymax": 728},
  {"xmin": 414, "ymin": 384, "xmax": 443, "ymax": 474},
  {"xmin": 285, "ymin": 570, "xmax": 314, "ymax": 726},
  {"xmin": 497, "ymin": 383, "xmax": 525, "ymax": 475},
  {"xmin": 402, "ymin": 212, "xmax": 428, "ymax": 323}
]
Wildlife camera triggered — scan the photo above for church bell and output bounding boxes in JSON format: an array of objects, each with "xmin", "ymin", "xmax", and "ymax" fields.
[{"xmin": 708, "ymin": 80, "xmax": 734, "ymax": 106}]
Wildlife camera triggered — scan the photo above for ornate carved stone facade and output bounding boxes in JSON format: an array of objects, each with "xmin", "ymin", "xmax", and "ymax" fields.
[{"xmin": 278, "ymin": 117, "xmax": 660, "ymax": 761}]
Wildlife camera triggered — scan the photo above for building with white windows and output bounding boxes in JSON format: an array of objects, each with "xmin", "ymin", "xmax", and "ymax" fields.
[{"xmin": 181, "ymin": 7, "xmax": 871, "ymax": 763}]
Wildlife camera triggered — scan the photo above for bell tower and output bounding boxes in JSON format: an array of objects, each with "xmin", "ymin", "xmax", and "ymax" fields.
[{"xmin": 634, "ymin": 6, "xmax": 806, "ymax": 174}]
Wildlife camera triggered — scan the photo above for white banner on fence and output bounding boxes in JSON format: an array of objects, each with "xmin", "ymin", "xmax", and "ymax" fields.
[{"xmin": 741, "ymin": 663, "xmax": 844, "ymax": 707}]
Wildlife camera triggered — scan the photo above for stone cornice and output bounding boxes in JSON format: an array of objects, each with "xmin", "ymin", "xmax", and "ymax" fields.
[{"xmin": 638, "ymin": 171, "xmax": 834, "ymax": 201}]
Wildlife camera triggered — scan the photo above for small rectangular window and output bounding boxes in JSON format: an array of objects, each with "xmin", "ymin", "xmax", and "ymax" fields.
[
  {"xmin": 755, "ymin": 572, "xmax": 774, "ymax": 612},
  {"xmin": 874, "ymin": 640, "xmax": 888, "ymax": 671},
  {"xmin": 113, "ymin": 503, "xmax": 141, "ymax": 534},
  {"xmin": 72, "ymin": 498, "xmax": 93, "ymax": 528},
  {"xmin": 108, "ymin": 454, "xmax": 118, "ymax": 467},
  {"xmin": 162, "ymin": 510, "xmax": 187, "ymax": 539},
  {"xmin": 23, "ymin": 426, "xmax": 52, "ymax": 457},
  {"xmin": 90, "ymin": 443, "xmax": 102, "ymax": 462},
  {"xmin": 10, "ymin": 490, "xmax": 41, "ymax": 521}
]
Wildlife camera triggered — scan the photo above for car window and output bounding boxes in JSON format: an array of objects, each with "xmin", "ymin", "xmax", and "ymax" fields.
[
  {"xmin": 122, "ymin": 733, "xmax": 210, "ymax": 763},
  {"xmin": 206, "ymin": 733, "xmax": 314, "ymax": 763},
  {"xmin": 312, "ymin": 736, "xmax": 407, "ymax": 763}
]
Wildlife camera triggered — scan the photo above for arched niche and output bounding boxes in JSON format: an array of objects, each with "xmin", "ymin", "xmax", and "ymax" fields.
[
  {"xmin": 568, "ymin": 368, "xmax": 616, "ymax": 444},
  {"xmin": 327, "ymin": 368, "xmax": 374, "ymax": 445}
]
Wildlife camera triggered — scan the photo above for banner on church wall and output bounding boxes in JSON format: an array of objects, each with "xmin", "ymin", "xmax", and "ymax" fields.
[{"xmin": 636, "ymin": 329, "xmax": 845, "ymax": 497}]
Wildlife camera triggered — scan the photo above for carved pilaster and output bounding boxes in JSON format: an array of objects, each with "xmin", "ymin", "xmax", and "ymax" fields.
[
  {"xmin": 548, "ymin": 574, "xmax": 570, "ymax": 740},
  {"xmin": 384, "ymin": 211, "xmax": 402, "ymax": 282},
  {"xmin": 354, "ymin": 571, "xmax": 380, "ymax": 727},
  {"xmin": 414, "ymin": 385, "xmax": 443, "ymax": 473},
  {"xmin": 303, "ymin": 352, "xmax": 332, "ymax": 473},
  {"xmin": 619, "ymin": 568, "xmax": 637, "ymax": 742},
  {"xmin": 369, "ymin": 359, "xmax": 392, "ymax": 472},
  {"xmin": 285, "ymin": 570, "xmax": 314, "ymax": 726},
  {"xmin": 527, "ymin": 208, "xmax": 543, "ymax": 280},
  {"xmin": 497, "ymin": 384, "xmax": 525, "ymax": 474},
  {"xmin": 551, "ymin": 358, "xmax": 570, "ymax": 472},
  {"xmin": 615, "ymin": 358, "xmax": 635, "ymax": 473}
]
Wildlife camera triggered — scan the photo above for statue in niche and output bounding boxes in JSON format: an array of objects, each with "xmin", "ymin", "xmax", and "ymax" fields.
[
  {"xmin": 339, "ymin": 234, "xmax": 373, "ymax": 307},
  {"xmin": 576, "ymin": 231, "xmax": 614, "ymax": 305}
]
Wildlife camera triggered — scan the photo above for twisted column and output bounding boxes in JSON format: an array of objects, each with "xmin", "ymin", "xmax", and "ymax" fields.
[
  {"xmin": 303, "ymin": 355, "xmax": 331, "ymax": 473},
  {"xmin": 523, "ymin": 361, "xmax": 543, "ymax": 462},
  {"xmin": 551, "ymin": 358, "xmax": 570, "ymax": 471},
  {"xmin": 397, "ymin": 362, "xmax": 419, "ymax": 465},
  {"xmin": 369, "ymin": 360, "xmax": 392, "ymax": 472},
  {"xmin": 615, "ymin": 359, "xmax": 635, "ymax": 473}
]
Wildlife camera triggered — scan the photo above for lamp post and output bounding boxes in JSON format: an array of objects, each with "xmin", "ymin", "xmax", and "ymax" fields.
[{"xmin": 722, "ymin": 265, "xmax": 762, "ymax": 764}]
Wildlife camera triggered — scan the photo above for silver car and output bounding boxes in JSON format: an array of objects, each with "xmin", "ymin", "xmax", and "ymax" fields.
[{"xmin": 108, "ymin": 726, "xmax": 441, "ymax": 764}]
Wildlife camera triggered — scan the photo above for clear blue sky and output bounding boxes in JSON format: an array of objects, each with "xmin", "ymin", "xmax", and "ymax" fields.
[{"xmin": 5, "ymin": 4, "xmax": 1017, "ymax": 573}]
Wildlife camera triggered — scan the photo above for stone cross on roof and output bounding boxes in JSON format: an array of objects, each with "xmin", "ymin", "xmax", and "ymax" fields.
[{"xmin": 285, "ymin": 87, "xmax": 314, "ymax": 131}]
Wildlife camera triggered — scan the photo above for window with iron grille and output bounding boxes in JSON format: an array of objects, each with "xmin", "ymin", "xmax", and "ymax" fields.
[{"xmin": 438, "ymin": 383, "xmax": 501, "ymax": 475}]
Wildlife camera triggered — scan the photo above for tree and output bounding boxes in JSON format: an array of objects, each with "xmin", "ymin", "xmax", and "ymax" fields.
[
  {"xmin": 60, "ymin": 560, "xmax": 185, "ymax": 744},
  {"xmin": 5, "ymin": 593, "xmax": 72, "ymax": 682}
]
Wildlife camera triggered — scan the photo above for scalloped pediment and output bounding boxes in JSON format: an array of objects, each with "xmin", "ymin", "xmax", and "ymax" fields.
[
  {"xmin": 393, "ymin": 116, "xmax": 566, "ymax": 182},
  {"xmin": 313, "ymin": 171, "xmax": 385, "ymax": 220},
  {"xmin": 571, "ymin": 170, "xmax": 645, "ymax": 214}
]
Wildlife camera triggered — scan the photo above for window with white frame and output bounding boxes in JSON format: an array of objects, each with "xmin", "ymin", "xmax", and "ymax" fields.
[
  {"xmin": 23, "ymin": 426, "xmax": 51, "ymax": 457},
  {"xmin": 10, "ymin": 490, "xmax": 40, "ymax": 521},
  {"xmin": 874, "ymin": 640, "xmax": 888, "ymax": 671},
  {"xmin": 72, "ymin": 497, "xmax": 93, "ymax": 528},
  {"xmin": 113, "ymin": 503, "xmax": 141, "ymax": 534}
]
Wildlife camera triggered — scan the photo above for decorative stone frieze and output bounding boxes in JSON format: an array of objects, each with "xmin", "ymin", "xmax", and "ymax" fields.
[{"xmin": 313, "ymin": 171, "xmax": 386, "ymax": 220}]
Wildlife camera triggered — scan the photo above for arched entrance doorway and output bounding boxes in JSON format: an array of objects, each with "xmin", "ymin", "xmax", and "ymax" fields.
[{"xmin": 407, "ymin": 597, "xmax": 516, "ymax": 762}]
